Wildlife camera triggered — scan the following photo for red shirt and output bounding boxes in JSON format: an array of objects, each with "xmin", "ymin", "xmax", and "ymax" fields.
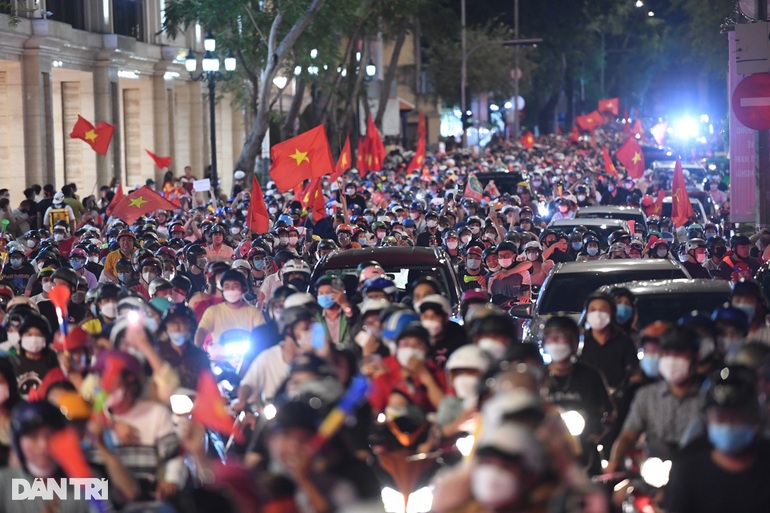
[{"xmin": 368, "ymin": 355, "xmax": 447, "ymax": 413}]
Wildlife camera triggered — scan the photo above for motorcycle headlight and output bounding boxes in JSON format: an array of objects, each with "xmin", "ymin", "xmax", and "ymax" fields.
[
  {"xmin": 640, "ymin": 457, "xmax": 672, "ymax": 488},
  {"xmin": 170, "ymin": 394, "xmax": 194, "ymax": 415},
  {"xmin": 560, "ymin": 410, "xmax": 586, "ymax": 437},
  {"xmin": 381, "ymin": 486, "xmax": 433, "ymax": 513}
]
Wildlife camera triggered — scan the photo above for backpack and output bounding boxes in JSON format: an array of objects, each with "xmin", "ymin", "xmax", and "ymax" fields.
[{"xmin": 48, "ymin": 208, "xmax": 70, "ymax": 229}]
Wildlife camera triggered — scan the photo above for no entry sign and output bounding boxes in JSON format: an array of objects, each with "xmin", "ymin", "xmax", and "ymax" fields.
[{"xmin": 732, "ymin": 73, "xmax": 770, "ymax": 130}]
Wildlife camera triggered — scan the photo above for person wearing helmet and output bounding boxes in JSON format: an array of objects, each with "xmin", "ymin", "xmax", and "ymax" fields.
[
  {"xmin": 246, "ymin": 245, "xmax": 271, "ymax": 291},
  {"xmin": 115, "ymin": 257, "xmax": 136, "ymax": 287},
  {"xmin": 436, "ymin": 344, "xmax": 491, "ymax": 435},
  {"xmin": 2, "ymin": 245, "xmax": 34, "ymax": 295},
  {"xmin": 236, "ymin": 306, "xmax": 315, "ymax": 411},
  {"xmin": 417, "ymin": 294, "xmax": 468, "ymax": 368},
  {"xmin": 36, "ymin": 267, "xmax": 88, "ymax": 331},
  {"xmin": 576, "ymin": 235, "xmax": 602, "ymax": 262},
  {"xmin": 195, "ymin": 269, "xmax": 265, "ymax": 350},
  {"xmin": 335, "ymin": 223, "xmax": 360, "ymax": 250},
  {"xmin": 442, "ymin": 228, "xmax": 461, "ymax": 263},
  {"xmin": 69, "ymin": 247, "xmax": 98, "ymax": 290},
  {"xmin": 158, "ymin": 304, "xmax": 209, "ymax": 390},
  {"xmin": 81, "ymin": 282, "xmax": 122, "ymax": 336},
  {"xmin": 459, "ymin": 245, "xmax": 487, "ymax": 291},
  {"xmin": 352, "ymin": 297, "xmax": 391, "ymax": 358},
  {"xmin": 416, "ymin": 211, "xmax": 441, "ymax": 247},
  {"xmin": 101, "ymin": 229, "xmax": 136, "ymax": 284},
  {"xmin": 488, "ymin": 241, "xmax": 533, "ymax": 301},
  {"xmin": 665, "ymin": 365, "xmax": 770, "ymax": 513},
  {"xmin": 368, "ymin": 322, "xmax": 447, "ymax": 414},
  {"xmin": 712, "ymin": 305, "xmax": 750, "ymax": 357},
  {"xmin": 637, "ymin": 321, "xmax": 671, "ymax": 381},
  {"xmin": 729, "ymin": 279, "xmax": 769, "ymax": 339},
  {"xmin": 680, "ymin": 237, "xmax": 711, "ymax": 278},
  {"xmin": 281, "ymin": 258, "xmax": 312, "ymax": 292},
  {"xmin": 30, "ymin": 267, "xmax": 56, "ymax": 303},
  {"xmin": 315, "ymin": 275, "xmax": 357, "ymax": 348},
  {"xmin": 178, "ymin": 244, "xmax": 208, "ymax": 294},
  {"xmin": 188, "ymin": 260, "xmax": 229, "ymax": 320},
  {"xmin": 718, "ymin": 234, "xmax": 761, "ymax": 281},
  {"xmin": 91, "ymin": 349, "xmax": 185, "ymax": 500},
  {"xmin": 149, "ymin": 277, "xmax": 174, "ymax": 300},
  {"xmin": 362, "ymin": 276, "xmax": 397, "ymax": 302},
  {"xmin": 48, "ymin": 325, "xmax": 94, "ymax": 390},
  {"xmin": 704, "ymin": 236, "xmax": 727, "ymax": 277},
  {"xmin": 13, "ymin": 313, "xmax": 57, "ymax": 399},
  {"xmin": 206, "ymin": 223, "xmax": 235, "ymax": 262},
  {"xmin": 627, "ymin": 239, "xmax": 644, "ymax": 259},
  {"xmin": 129, "ymin": 256, "xmax": 162, "ymax": 301},
  {"xmin": 522, "ymin": 241, "xmax": 554, "ymax": 287},
  {"xmin": 606, "ymin": 325, "xmax": 705, "ymax": 475},
  {"xmin": 257, "ymin": 249, "xmax": 294, "ymax": 310}
]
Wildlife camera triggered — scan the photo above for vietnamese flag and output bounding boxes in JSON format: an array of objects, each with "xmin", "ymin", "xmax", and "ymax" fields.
[
  {"xmin": 521, "ymin": 131, "xmax": 535, "ymax": 150},
  {"xmin": 598, "ymin": 97, "xmax": 619, "ymax": 116},
  {"xmin": 650, "ymin": 122, "xmax": 668, "ymax": 147},
  {"xmin": 651, "ymin": 189, "xmax": 665, "ymax": 217},
  {"xmin": 247, "ymin": 177, "xmax": 270, "ymax": 233},
  {"xmin": 671, "ymin": 157, "xmax": 694, "ymax": 227},
  {"xmin": 615, "ymin": 137, "xmax": 645, "ymax": 179},
  {"xmin": 332, "ymin": 135, "xmax": 352, "ymax": 180},
  {"xmin": 49, "ymin": 427, "xmax": 93, "ymax": 479},
  {"xmin": 302, "ymin": 178, "xmax": 327, "ymax": 222},
  {"xmin": 269, "ymin": 124, "xmax": 334, "ymax": 192},
  {"xmin": 602, "ymin": 147, "xmax": 618, "ymax": 177},
  {"xmin": 568, "ymin": 124, "xmax": 580, "ymax": 142},
  {"xmin": 109, "ymin": 185, "xmax": 178, "ymax": 225},
  {"xmin": 106, "ymin": 183, "xmax": 124, "ymax": 216},
  {"xmin": 145, "ymin": 149, "xmax": 172, "ymax": 169},
  {"xmin": 69, "ymin": 115, "xmax": 114, "ymax": 155},
  {"xmin": 576, "ymin": 111, "xmax": 602, "ymax": 131},
  {"xmin": 364, "ymin": 114, "xmax": 386, "ymax": 173},
  {"xmin": 192, "ymin": 371, "xmax": 239, "ymax": 440},
  {"xmin": 406, "ymin": 113, "xmax": 427, "ymax": 174}
]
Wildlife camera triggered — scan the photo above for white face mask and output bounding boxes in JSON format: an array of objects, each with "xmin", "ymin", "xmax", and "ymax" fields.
[
  {"xmin": 466, "ymin": 257, "xmax": 481, "ymax": 270},
  {"xmin": 586, "ymin": 246, "xmax": 599, "ymax": 256},
  {"xmin": 223, "ymin": 290, "xmax": 243, "ymax": 303},
  {"xmin": 658, "ymin": 355, "xmax": 690, "ymax": 385},
  {"xmin": 478, "ymin": 338, "xmax": 506, "ymax": 361},
  {"xmin": 526, "ymin": 252, "xmax": 539, "ymax": 262},
  {"xmin": 53, "ymin": 233, "xmax": 65, "ymax": 242},
  {"xmin": 279, "ymin": 237, "xmax": 289, "ymax": 245},
  {"xmin": 42, "ymin": 282, "xmax": 53, "ymax": 293},
  {"xmin": 288, "ymin": 236, "xmax": 299, "ymax": 245},
  {"xmin": 426, "ymin": 220, "xmax": 438, "ymax": 228},
  {"xmin": 21, "ymin": 335, "xmax": 46, "ymax": 354},
  {"xmin": 471, "ymin": 464, "xmax": 519, "ymax": 508},
  {"xmin": 231, "ymin": 227, "xmax": 241, "ymax": 235},
  {"xmin": 421, "ymin": 319, "xmax": 443, "ymax": 338},
  {"xmin": 446, "ymin": 240, "xmax": 458, "ymax": 250},
  {"xmin": 410, "ymin": 212, "xmax": 420, "ymax": 220},
  {"xmin": 498, "ymin": 257, "xmax": 513, "ymax": 268},
  {"xmin": 100, "ymin": 301, "xmax": 117, "ymax": 318},
  {"xmin": 453, "ymin": 374, "xmax": 479, "ymax": 401},
  {"xmin": 26, "ymin": 240, "xmax": 36, "ymax": 248},
  {"xmin": 544, "ymin": 342, "xmax": 572, "ymax": 363},
  {"xmin": 469, "ymin": 226, "xmax": 480, "ymax": 235},
  {"xmin": 461, "ymin": 235, "xmax": 472, "ymax": 244},
  {"xmin": 586, "ymin": 310, "xmax": 611, "ymax": 331},
  {"xmin": 142, "ymin": 271, "xmax": 158, "ymax": 284},
  {"xmin": 396, "ymin": 347, "xmax": 425, "ymax": 368},
  {"xmin": 656, "ymin": 247, "xmax": 668, "ymax": 258}
]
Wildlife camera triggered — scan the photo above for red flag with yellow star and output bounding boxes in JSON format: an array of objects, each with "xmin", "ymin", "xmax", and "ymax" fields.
[
  {"xmin": 69, "ymin": 115, "xmax": 114, "ymax": 155},
  {"xmin": 598, "ymin": 98, "xmax": 619, "ymax": 116},
  {"xmin": 615, "ymin": 137, "xmax": 645, "ymax": 179},
  {"xmin": 575, "ymin": 111, "xmax": 603, "ymax": 131},
  {"xmin": 363, "ymin": 114, "xmax": 386, "ymax": 173},
  {"xmin": 332, "ymin": 135, "xmax": 352, "ymax": 180},
  {"xmin": 406, "ymin": 113, "xmax": 427, "ymax": 174},
  {"xmin": 671, "ymin": 157, "xmax": 694, "ymax": 227},
  {"xmin": 109, "ymin": 186, "xmax": 178, "ymax": 225},
  {"xmin": 145, "ymin": 149, "xmax": 172, "ymax": 169},
  {"xmin": 106, "ymin": 183, "xmax": 123, "ymax": 216},
  {"xmin": 247, "ymin": 177, "xmax": 270, "ymax": 234},
  {"xmin": 521, "ymin": 131, "xmax": 535, "ymax": 150},
  {"xmin": 301, "ymin": 177, "xmax": 327, "ymax": 221},
  {"xmin": 269, "ymin": 124, "xmax": 335, "ymax": 192},
  {"xmin": 602, "ymin": 147, "xmax": 618, "ymax": 177},
  {"xmin": 192, "ymin": 370, "xmax": 241, "ymax": 441}
]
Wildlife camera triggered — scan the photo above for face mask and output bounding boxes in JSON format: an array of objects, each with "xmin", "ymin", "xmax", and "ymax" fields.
[
  {"xmin": 658, "ymin": 355, "xmax": 690, "ymax": 384},
  {"xmin": 294, "ymin": 329, "xmax": 313, "ymax": 351},
  {"xmin": 168, "ymin": 331, "xmax": 189, "ymax": 347},
  {"xmin": 26, "ymin": 240, "xmax": 36, "ymax": 249},
  {"xmin": 526, "ymin": 252, "xmax": 539, "ymax": 262},
  {"xmin": 586, "ymin": 310, "xmax": 611, "ymax": 331},
  {"xmin": 317, "ymin": 294, "xmax": 336, "ymax": 309},
  {"xmin": 734, "ymin": 303, "xmax": 756, "ymax": 322},
  {"xmin": 288, "ymin": 236, "xmax": 299, "ymax": 246},
  {"xmin": 426, "ymin": 220, "xmax": 438, "ymax": 229},
  {"xmin": 70, "ymin": 259, "xmax": 85, "ymax": 270},
  {"xmin": 616, "ymin": 304, "xmax": 634, "ymax": 324},
  {"xmin": 532, "ymin": 180, "xmax": 542, "ymax": 188},
  {"xmin": 607, "ymin": 185, "xmax": 615, "ymax": 192},
  {"xmin": 466, "ymin": 258, "xmax": 481, "ymax": 270},
  {"xmin": 485, "ymin": 232, "xmax": 497, "ymax": 241},
  {"xmin": 396, "ymin": 347, "xmax": 425, "ymax": 367},
  {"xmin": 268, "ymin": 207, "xmax": 278, "ymax": 215},
  {"xmin": 706, "ymin": 232, "xmax": 716, "ymax": 239},
  {"xmin": 346, "ymin": 188, "xmax": 356, "ymax": 196},
  {"xmin": 461, "ymin": 235, "xmax": 471, "ymax": 244},
  {"xmin": 105, "ymin": 387, "xmax": 125, "ymax": 409},
  {"xmin": 42, "ymin": 282, "xmax": 53, "ymax": 293},
  {"xmin": 577, "ymin": 194, "xmax": 586, "ymax": 202},
  {"xmin": 21, "ymin": 335, "xmax": 46, "ymax": 353},
  {"xmin": 365, "ymin": 215, "xmax": 374, "ymax": 223},
  {"xmin": 118, "ymin": 273, "xmax": 132, "ymax": 284},
  {"xmin": 478, "ymin": 338, "xmax": 506, "ymax": 360},
  {"xmin": 696, "ymin": 252, "xmax": 707, "ymax": 263},
  {"xmin": 571, "ymin": 242, "xmax": 582, "ymax": 251},
  {"xmin": 587, "ymin": 246, "xmax": 599, "ymax": 256},
  {"xmin": 0, "ymin": 383, "xmax": 8, "ymax": 404},
  {"xmin": 471, "ymin": 464, "xmax": 518, "ymax": 508},
  {"xmin": 10, "ymin": 258, "xmax": 22, "ymax": 268},
  {"xmin": 376, "ymin": 231, "xmax": 386, "ymax": 240},
  {"xmin": 708, "ymin": 423, "xmax": 756, "ymax": 454},
  {"xmin": 544, "ymin": 342, "xmax": 572, "ymax": 363},
  {"xmin": 453, "ymin": 375, "xmax": 479, "ymax": 409},
  {"xmin": 410, "ymin": 212, "xmax": 420, "ymax": 220},
  {"xmin": 559, "ymin": 205, "xmax": 569, "ymax": 213},
  {"xmin": 488, "ymin": 264, "xmax": 502, "ymax": 273},
  {"xmin": 279, "ymin": 237, "xmax": 289, "ymax": 245},
  {"xmin": 640, "ymin": 354, "xmax": 660, "ymax": 378},
  {"xmin": 469, "ymin": 226, "xmax": 480, "ymax": 235},
  {"xmin": 421, "ymin": 319, "xmax": 442, "ymax": 338},
  {"xmin": 231, "ymin": 227, "xmax": 241, "ymax": 236},
  {"xmin": 223, "ymin": 290, "xmax": 243, "ymax": 303},
  {"xmin": 101, "ymin": 302, "xmax": 117, "ymax": 318},
  {"xmin": 54, "ymin": 233, "xmax": 65, "ymax": 242},
  {"xmin": 498, "ymin": 257, "xmax": 513, "ymax": 269},
  {"xmin": 142, "ymin": 271, "xmax": 158, "ymax": 283},
  {"xmin": 656, "ymin": 248, "xmax": 668, "ymax": 258},
  {"xmin": 358, "ymin": 237, "xmax": 368, "ymax": 246},
  {"xmin": 73, "ymin": 291, "xmax": 86, "ymax": 304}
]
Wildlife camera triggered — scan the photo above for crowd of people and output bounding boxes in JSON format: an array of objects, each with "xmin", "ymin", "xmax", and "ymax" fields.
[{"xmin": 0, "ymin": 125, "xmax": 769, "ymax": 513}]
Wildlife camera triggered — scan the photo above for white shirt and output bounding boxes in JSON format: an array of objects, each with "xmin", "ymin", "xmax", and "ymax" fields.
[{"xmin": 241, "ymin": 344, "xmax": 290, "ymax": 405}]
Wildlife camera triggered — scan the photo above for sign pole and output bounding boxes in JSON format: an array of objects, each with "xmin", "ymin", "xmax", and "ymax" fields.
[{"xmin": 758, "ymin": 0, "xmax": 770, "ymax": 226}]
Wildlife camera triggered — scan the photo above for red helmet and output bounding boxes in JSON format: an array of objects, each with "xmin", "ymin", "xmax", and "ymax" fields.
[
  {"xmin": 70, "ymin": 248, "xmax": 88, "ymax": 259},
  {"xmin": 52, "ymin": 326, "xmax": 93, "ymax": 352}
]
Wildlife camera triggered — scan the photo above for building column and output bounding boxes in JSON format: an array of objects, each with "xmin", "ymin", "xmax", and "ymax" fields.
[
  {"xmin": 20, "ymin": 49, "xmax": 55, "ymax": 186},
  {"xmin": 152, "ymin": 67, "xmax": 170, "ymax": 185},
  {"xmin": 93, "ymin": 58, "xmax": 120, "ymax": 186}
]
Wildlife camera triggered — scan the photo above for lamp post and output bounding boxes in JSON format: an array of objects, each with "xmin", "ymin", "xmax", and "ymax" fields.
[{"xmin": 185, "ymin": 32, "xmax": 236, "ymax": 200}]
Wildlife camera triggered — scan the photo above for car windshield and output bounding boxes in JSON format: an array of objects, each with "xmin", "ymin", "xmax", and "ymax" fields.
[
  {"xmin": 575, "ymin": 210, "xmax": 645, "ymax": 226},
  {"xmin": 660, "ymin": 200, "xmax": 703, "ymax": 221},
  {"xmin": 548, "ymin": 223, "xmax": 625, "ymax": 248},
  {"xmin": 537, "ymin": 269, "xmax": 687, "ymax": 314},
  {"xmin": 635, "ymin": 292, "xmax": 729, "ymax": 328},
  {"xmin": 321, "ymin": 264, "xmax": 457, "ymax": 304}
]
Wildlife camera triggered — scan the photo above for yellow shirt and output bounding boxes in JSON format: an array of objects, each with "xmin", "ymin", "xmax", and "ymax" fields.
[
  {"xmin": 197, "ymin": 301, "xmax": 265, "ymax": 346},
  {"xmin": 103, "ymin": 248, "xmax": 135, "ymax": 278}
]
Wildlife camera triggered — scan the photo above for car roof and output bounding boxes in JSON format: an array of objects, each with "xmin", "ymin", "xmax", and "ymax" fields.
[
  {"xmin": 320, "ymin": 246, "xmax": 446, "ymax": 268},
  {"xmin": 576, "ymin": 206, "xmax": 644, "ymax": 215},
  {"xmin": 661, "ymin": 196, "xmax": 704, "ymax": 204},
  {"xmin": 652, "ymin": 161, "xmax": 706, "ymax": 170},
  {"xmin": 549, "ymin": 218, "xmax": 629, "ymax": 228},
  {"xmin": 597, "ymin": 278, "xmax": 731, "ymax": 295},
  {"xmin": 551, "ymin": 258, "xmax": 686, "ymax": 275}
]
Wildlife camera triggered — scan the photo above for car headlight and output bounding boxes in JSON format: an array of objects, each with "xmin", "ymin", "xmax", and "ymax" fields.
[
  {"xmin": 381, "ymin": 486, "xmax": 434, "ymax": 513},
  {"xmin": 640, "ymin": 457, "xmax": 672, "ymax": 488},
  {"xmin": 560, "ymin": 410, "xmax": 586, "ymax": 437}
]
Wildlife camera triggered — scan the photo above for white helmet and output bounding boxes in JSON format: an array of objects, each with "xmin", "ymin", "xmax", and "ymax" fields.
[
  {"xmin": 446, "ymin": 344, "xmax": 491, "ymax": 373},
  {"xmin": 281, "ymin": 258, "xmax": 311, "ymax": 276}
]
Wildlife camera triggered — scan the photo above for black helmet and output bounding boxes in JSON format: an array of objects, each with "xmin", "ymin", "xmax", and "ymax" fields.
[
  {"xmin": 318, "ymin": 239, "xmax": 338, "ymax": 252},
  {"xmin": 660, "ymin": 325, "xmax": 700, "ymax": 353},
  {"xmin": 396, "ymin": 322, "xmax": 431, "ymax": 345},
  {"xmin": 705, "ymin": 365, "xmax": 759, "ymax": 412},
  {"xmin": 543, "ymin": 316, "xmax": 580, "ymax": 340},
  {"xmin": 278, "ymin": 306, "xmax": 314, "ymax": 334},
  {"xmin": 185, "ymin": 244, "xmax": 207, "ymax": 265},
  {"xmin": 468, "ymin": 312, "xmax": 517, "ymax": 340},
  {"xmin": 731, "ymin": 279, "xmax": 768, "ymax": 307},
  {"xmin": 730, "ymin": 234, "xmax": 751, "ymax": 247},
  {"xmin": 97, "ymin": 283, "xmax": 122, "ymax": 302},
  {"xmin": 496, "ymin": 241, "xmax": 518, "ymax": 254},
  {"xmin": 51, "ymin": 267, "xmax": 80, "ymax": 290},
  {"xmin": 220, "ymin": 269, "xmax": 248, "ymax": 290},
  {"xmin": 11, "ymin": 401, "xmax": 68, "ymax": 472},
  {"xmin": 162, "ymin": 303, "xmax": 198, "ymax": 327}
]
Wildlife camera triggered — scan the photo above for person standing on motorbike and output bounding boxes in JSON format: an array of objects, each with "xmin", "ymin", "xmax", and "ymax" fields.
[
  {"xmin": 458, "ymin": 244, "xmax": 487, "ymax": 291},
  {"xmin": 729, "ymin": 279, "xmax": 769, "ymax": 341},
  {"xmin": 665, "ymin": 365, "xmax": 770, "ymax": 513},
  {"xmin": 436, "ymin": 344, "xmax": 491, "ymax": 438},
  {"xmin": 606, "ymin": 325, "xmax": 705, "ymax": 474},
  {"xmin": 488, "ymin": 241, "xmax": 532, "ymax": 301}
]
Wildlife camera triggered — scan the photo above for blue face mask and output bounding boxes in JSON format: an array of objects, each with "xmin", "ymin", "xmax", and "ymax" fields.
[
  {"xmin": 571, "ymin": 242, "xmax": 583, "ymax": 251},
  {"xmin": 708, "ymin": 423, "xmax": 756, "ymax": 454},
  {"xmin": 71, "ymin": 259, "xmax": 85, "ymax": 270},
  {"xmin": 317, "ymin": 294, "xmax": 336, "ymax": 310},
  {"xmin": 640, "ymin": 355, "xmax": 660, "ymax": 378},
  {"xmin": 733, "ymin": 303, "xmax": 756, "ymax": 323},
  {"xmin": 10, "ymin": 258, "xmax": 22, "ymax": 268},
  {"xmin": 118, "ymin": 273, "xmax": 132, "ymax": 284},
  {"xmin": 616, "ymin": 304, "xmax": 634, "ymax": 324},
  {"xmin": 168, "ymin": 331, "xmax": 189, "ymax": 347},
  {"xmin": 253, "ymin": 259, "xmax": 266, "ymax": 271}
]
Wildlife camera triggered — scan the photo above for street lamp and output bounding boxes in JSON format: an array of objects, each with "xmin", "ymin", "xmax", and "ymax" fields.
[
  {"xmin": 273, "ymin": 76, "xmax": 288, "ymax": 122},
  {"xmin": 366, "ymin": 59, "xmax": 376, "ymax": 78},
  {"xmin": 185, "ymin": 31, "xmax": 237, "ymax": 200}
]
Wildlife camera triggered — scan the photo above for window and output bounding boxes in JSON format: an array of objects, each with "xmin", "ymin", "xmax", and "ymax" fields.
[
  {"xmin": 46, "ymin": 0, "xmax": 86, "ymax": 29},
  {"xmin": 112, "ymin": 0, "xmax": 143, "ymax": 40}
]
